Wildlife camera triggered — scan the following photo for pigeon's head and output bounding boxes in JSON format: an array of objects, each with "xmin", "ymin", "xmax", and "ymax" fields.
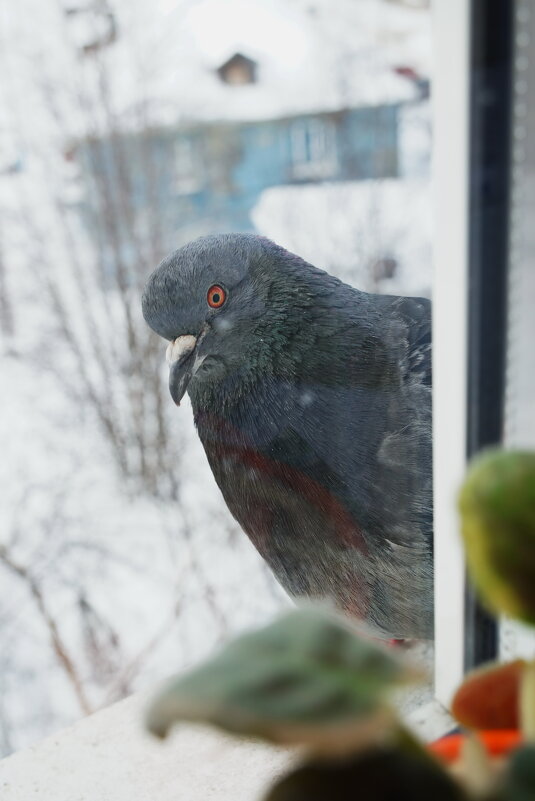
[{"xmin": 142, "ymin": 233, "xmax": 308, "ymax": 405}]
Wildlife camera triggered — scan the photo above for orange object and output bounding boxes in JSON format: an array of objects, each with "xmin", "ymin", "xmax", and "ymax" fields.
[
  {"xmin": 429, "ymin": 730, "xmax": 522, "ymax": 764},
  {"xmin": 451, "ymin": 659, "xmax": 525, "ymax": 730}
]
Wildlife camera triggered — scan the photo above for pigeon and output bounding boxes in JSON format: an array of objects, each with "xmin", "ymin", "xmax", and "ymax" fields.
[{"xmin": 142, "ymin": 234, "xmax": 433, "ymax": 639}]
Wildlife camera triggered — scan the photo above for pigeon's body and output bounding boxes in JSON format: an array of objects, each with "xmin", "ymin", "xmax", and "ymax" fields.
[{"xmin": 142, "ymin": 234, "xmax": 433, "ymax": 639}]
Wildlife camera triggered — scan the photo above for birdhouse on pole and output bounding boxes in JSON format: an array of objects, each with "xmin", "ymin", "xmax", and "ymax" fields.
[{"xmin": 216, "ymin": 53, "xmax": 258, "ymax": 86}]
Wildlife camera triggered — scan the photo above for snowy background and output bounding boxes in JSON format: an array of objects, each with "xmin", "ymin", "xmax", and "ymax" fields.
[{"xmin": 0, "ymin": 0, "xmax": 432, "ymax": 756}]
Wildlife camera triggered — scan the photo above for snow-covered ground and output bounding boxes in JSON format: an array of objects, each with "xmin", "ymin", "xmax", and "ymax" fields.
[{"xmin": 0, "ymin": 0, "xmax": 433, "ymax": 758}]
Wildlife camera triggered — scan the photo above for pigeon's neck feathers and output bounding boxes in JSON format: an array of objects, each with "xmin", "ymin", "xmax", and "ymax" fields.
[
  {"xmin": 189, "ymin": 245, "xmax": 401, "ymax": 417},
  {"xmin": 259, "ymin": 244, "xmax": 397, "ymax": 371}
]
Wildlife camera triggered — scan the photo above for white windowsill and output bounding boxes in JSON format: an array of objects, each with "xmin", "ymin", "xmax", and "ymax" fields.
[
  {"xmin": 0, "ymin": 692, "xmax": 291, "ymax": 801},
  {"xmin": 0, "ymin": 690, "xmax": 453, "ymax": 801}
]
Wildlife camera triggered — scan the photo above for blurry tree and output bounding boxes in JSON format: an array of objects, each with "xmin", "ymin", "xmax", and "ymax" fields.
[
  {"xmin": 0, "ymin": 0, "xmax": 287, "ymax": 758},
  {"xmin": 3, "ymin": 1, "xmax": 188, "ymax": 499}
]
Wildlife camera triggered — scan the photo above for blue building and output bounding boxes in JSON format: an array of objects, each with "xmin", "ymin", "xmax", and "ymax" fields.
[{"xmin": 79, "ymin": 102, "xmax": 401, "ymax": 250}]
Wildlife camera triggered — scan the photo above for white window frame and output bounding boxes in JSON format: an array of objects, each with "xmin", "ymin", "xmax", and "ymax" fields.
[
  {"xmin": 431, "ymin": 0, "xmax": 471, "ymax": 712},
  {"xmin": 395, "ymin": 0, "xmax": 474, "ymax": 735}
]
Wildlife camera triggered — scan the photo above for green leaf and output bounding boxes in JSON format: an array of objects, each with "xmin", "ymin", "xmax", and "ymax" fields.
[
  {"xmin": 146, "ymin": 608, "xmax": 420, "ymax": 752},
  {"xmin": 459, "ymin": 449, "xmax": 535, "ymax": 624},
  {"xmin": 263, "ymin": 749, "xmax": 467, "ymax": 801},
  {"xmin": 502, "ymin": 745, "xmax": 535, "ymax": 801}
]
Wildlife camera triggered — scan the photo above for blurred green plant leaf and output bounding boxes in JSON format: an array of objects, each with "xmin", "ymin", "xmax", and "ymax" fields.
[
  {"xmin": 146, "ymin": 608, "xmax": 420, "ymax": 752},
  {"xmin": 459, "ymin": 449, "xmax": 535, "ymax": 624},
  {"xmin": 263, "ymin": 748, "xmax": 466, "ymax": 801},
  {"xmin": 502, "ymin": 745, "xmax": 535, "ymax": 801}
]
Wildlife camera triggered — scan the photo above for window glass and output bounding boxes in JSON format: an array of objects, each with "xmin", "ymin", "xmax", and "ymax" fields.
[
  {"xmin": 290, "ymin": 118, "xmax": 338, "ymax": 179},
  {"xmin": 500, "ymin": 0, "xmax": 535, "ymax": 663},
  {"xmin": 0, "ymin": 0, "xmax": 434, "ymax": 755}
]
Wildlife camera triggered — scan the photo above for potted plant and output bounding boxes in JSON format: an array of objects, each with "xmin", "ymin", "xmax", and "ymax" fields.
[{"xmin": 145, "ymin": 448, "xmax": 535, "ymax": 800}]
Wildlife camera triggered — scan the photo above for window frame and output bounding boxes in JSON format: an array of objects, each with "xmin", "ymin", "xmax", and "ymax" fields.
[
  {"xmin": 463, "ymin": 0, "xmax": 513, "ymax": 670},
  {"xmin": 173, "ymin": 135, "xmax": 203, "ymax": 195},
  {"xmin": 290, "ymin": 117, "xmax": 338, "ymax": 180},
  {"xmin": 500, "ymin": 0, "xmax": 535, "ymax": 662},
  {"xmin": 432, "ymin": 0, "xmax": 472, "ymax": 711},
  {"xmin": 432, "ymin": 0, "xmax": 534, "ymax": 716}
]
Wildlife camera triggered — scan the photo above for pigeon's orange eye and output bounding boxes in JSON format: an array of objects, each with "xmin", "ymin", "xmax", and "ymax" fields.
[{"xmin": 207, "ymin": 285, "xmax": 226, "ymax": 308}]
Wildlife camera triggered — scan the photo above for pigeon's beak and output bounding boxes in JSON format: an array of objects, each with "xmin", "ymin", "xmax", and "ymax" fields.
[{"xmin": 166, "ymin": 335, "xmax": 198, "ymax": 406}]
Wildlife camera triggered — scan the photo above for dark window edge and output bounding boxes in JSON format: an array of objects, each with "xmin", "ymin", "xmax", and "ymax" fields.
[{"xmin": 464, "ymin": 0, "xmax": 514, "ymax": 670}]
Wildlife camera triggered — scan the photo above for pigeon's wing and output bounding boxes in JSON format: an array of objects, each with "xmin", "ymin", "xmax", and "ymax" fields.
[
  {"xmin": 201, "ymin": 287, "xmax": 432, "ymax": 552},
  {"xmin": 259, "ymin": 292, "xmax": 433, "ymax": 554},
  {"xmin": 198, "ymin": 291, "xmax": 432, "ymax": 638}
]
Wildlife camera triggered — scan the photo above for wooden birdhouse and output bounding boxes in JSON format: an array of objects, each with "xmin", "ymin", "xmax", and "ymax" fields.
[{"xmin": 216, "ymin": 53, "xmax": 258, "ymax": 86}]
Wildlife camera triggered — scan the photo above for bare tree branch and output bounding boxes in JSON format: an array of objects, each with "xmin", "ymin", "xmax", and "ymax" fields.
[{"xmin": 0, "ymin": 545, "xmax": 93, "ymax": 716}]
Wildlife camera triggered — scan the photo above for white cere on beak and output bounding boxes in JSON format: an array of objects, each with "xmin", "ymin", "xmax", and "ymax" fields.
[{"xmin": 165, "ymin": 335, "xmax": 197, "ymax": 365}]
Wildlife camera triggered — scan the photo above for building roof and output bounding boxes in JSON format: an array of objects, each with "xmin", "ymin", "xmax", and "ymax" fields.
[
  {"xmin": 140, "ymin": 0, "xmax": 431, "ymax": 126},
  {"xmin": 216, "ymin": 52, "xmax": 258, "ymax": 85},
  {"xmin": 1, "ymin": 0, "xmax": 431, "ymax": 149}
]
